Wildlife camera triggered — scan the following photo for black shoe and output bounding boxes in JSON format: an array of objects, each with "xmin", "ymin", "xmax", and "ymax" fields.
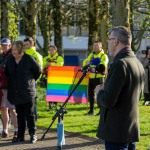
[
  {"xmin": 1, "ymin": 131, "xmax": 9, "ymax": 138},
  {"xmin": 30, "ymin": 134, "xmax": 37, "ymax": 143},
  {"xmin": 12, "ymin": 131, "xmax": 18, "ymax": 141},
  {"xmin": 84, "ymin": 111, "xmax": 94, "ymax": 116},
  {"xmin": 12, "ymin": 137, "xmax": 25, "ymax": 143}
]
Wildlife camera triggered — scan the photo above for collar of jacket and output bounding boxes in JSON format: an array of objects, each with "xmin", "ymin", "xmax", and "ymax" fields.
[
  {"xmin": 25, "ymin": 48, "xmax": 36, "ymax": 55},
  {"xmin": 3, "ymin": 49, "xmax": 11, "ymax": 57},
  {"xmin": 92, "ymin": 49, "xmax": 104, "ymax": 55},
  {"xmin": 113, "ymin": 47, "xmax": 134, "ymax": 63},
  {"xmin": 48, "ymin": 52, "xmax": 58, "ymax": 59},
  {"xmin": 91, "ymin": 49, "xmax": 105, "ymax": 61}
]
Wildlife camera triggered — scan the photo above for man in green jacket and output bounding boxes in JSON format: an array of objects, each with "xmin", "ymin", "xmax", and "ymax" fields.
[
  {"xmin": 23, "ymin": 37, "xmax": 43, "ymax": 69},
  {"xmin": 23, "ymin": 37, "xmax": 42, "ymax": 121},
  {"xmin": 95, "ymin": 26, "xmax": 145, "ymax": 150},
  {"xmin": 83, "ymin": 41, "xmax": 108, "ymax": 115}
]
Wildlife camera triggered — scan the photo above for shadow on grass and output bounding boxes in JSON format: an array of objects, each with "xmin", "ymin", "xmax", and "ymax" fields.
[{"xmin": 140, "ymin": 133, "xmax": 150, "ymax": 136}]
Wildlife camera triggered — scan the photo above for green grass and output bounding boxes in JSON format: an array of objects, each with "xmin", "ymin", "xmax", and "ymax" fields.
[{"xmin": 36, "ymin": 87, "xmax": 150, "ymax": 150}]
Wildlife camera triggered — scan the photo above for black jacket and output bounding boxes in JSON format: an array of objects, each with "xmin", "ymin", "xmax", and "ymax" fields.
[
  {"xmin": 96, "ymin": 48, "xmax": 145, "ymax": 143},
  {"xmin": 5, "ymin": 54, "xmax": 41, "ymax": 105},
  {"xmin": 0, "ymin": 49, "xmax": 11, "ymax": 67}
]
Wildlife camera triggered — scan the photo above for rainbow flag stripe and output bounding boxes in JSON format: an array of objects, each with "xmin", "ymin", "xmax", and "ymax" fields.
[{"xmin": 46, "ymin": 66, "xmax": 89, "ymax": 104}]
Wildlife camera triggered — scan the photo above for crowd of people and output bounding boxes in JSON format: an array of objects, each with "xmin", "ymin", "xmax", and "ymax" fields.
[
  {"xmin": 0, "ymin": 37, "xmax": 65, "ymax": 143},
  {"xmin": 0, "ymin": 26, "xmax": 149, "ymax": 150},
  {"xmin": 0, "ymin": 38, "xmax": 42, "ymax": 143}
]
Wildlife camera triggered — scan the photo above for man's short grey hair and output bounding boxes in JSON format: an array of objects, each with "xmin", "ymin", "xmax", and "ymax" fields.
[{"xmin": 112, "ymin": 26, "xmax": 132, "ymax": 45}]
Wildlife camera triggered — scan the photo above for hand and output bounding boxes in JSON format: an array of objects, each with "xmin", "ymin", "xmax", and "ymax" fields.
[
  {"xmin": 147, "ymin": 54, "xmax": 150, "ymax": 59},
  {"xmin": 90, "ymin": 67, "xmax": 96, "ymax": 72},
  {"xmin": 94, "ymin": 84, "xmax": 104, "ymax": 95},
  {"xmin": 86, "ymin": 61, "xmax": 90, "ymax": 65},
  {"xmin": 46, "ymin": 62, "xmax": 51, "ymax": 67}
]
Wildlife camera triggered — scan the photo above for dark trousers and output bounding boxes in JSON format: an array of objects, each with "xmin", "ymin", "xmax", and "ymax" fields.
[
  {"xmin": 144, "ymin": 93, "xmax": 150, "ymax": 102},
  {"xmin": 105, "ymin": 141, "xmax": 136, "ymax": 150},
  {"xmin": 88, "ymin": 78, "xmax": 103, "ymax": 112},
  {"xmin": 15, "ymin": 101, "xmax": 36, "ymax": 138}
]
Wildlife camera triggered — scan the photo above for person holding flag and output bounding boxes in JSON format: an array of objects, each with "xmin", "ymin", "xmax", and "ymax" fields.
[{"xmin": 43, "ymin": 45, "xmax": 64, "ymax": 111}]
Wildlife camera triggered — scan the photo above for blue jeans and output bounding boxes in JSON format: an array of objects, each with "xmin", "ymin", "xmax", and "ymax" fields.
[{"xmin": 105, "ymin": 141, "xmax": 136, "ymax": 150}]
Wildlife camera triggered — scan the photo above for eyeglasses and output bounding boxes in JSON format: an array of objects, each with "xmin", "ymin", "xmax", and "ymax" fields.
[{"xmin": 108, "ymin": 38, "xmax": 116, "ymax": 41}]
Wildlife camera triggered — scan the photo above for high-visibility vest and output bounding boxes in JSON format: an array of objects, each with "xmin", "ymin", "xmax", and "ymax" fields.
[
  {"xmin": 43, "ymin": 52, "xmax": 64, "ymax": 73},
  {"xmin": 83, "ymin": 49, "xmax": 109, "ymax": 78},
  {"xmin": 25, "ymin": 47, "xmax": 43, "ymax": 70}
]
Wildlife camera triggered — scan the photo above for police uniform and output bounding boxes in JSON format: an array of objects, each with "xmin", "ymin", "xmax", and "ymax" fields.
[{"xmin": 83, "ymin": 49, "xmax": 108, "ymax": 115}]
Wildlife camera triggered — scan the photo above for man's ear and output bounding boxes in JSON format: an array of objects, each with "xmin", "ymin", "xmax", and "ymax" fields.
[{"xmin": 114, "ymin": 39, "xmax": 119, "ymax": 46}]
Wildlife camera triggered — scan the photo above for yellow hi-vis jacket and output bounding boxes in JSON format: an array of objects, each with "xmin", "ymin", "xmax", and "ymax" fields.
[
  {"xmin": 83, "ymin": 49, "xmax": 109, "ymax": 78},
  {"xmin": 43, "ymin": 52, "xmax": 64, "ymax": 73},
  {"xmin": 25, "ymin": 47, "xmax": 43, "ymax": 70}
]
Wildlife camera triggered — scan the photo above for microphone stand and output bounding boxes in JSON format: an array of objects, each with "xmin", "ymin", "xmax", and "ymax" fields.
[{"xmin": 41, "ymin": 69, "xmax": 89, "ymax": 149}]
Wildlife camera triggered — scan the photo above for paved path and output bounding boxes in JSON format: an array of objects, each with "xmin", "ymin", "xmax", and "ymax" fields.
[{"xmin": 0, "ymin": 126, "xmax": 105, "ymax": 150}]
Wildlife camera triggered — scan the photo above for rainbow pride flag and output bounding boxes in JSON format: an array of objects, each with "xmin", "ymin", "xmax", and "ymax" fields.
[{"xmin": 46, "ymin": 66, "xmax": 89, "ymax": 104}]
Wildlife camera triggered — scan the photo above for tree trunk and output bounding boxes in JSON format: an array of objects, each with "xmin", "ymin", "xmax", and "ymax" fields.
[
  {"xmin": 111, "ymin": 0, "xmax": 130, "ymax": 28},
  {"xmin": 130, "ymin": 0, "xmax": 136, "ymax": 52},
  {"xmin": 19, "ymin": 0, "xmax": 41, "ymax": 42},
  {"xmin": 88, "ymin": 0, "xmax": 99, "ymax": 52},
  {"xmin": 1, "ymin": 0, "xmax": 9, "ymax": 38},
  {"xmin": 99, "ymin": 0, "xmax": 109, "ymax": 53},
  {"xmin": 38, "ymin": 1, "xmax": 52, "ymax": 56},
  {"xmin": 24, "ymin": 15, "xmax": 37, "ymax": 40},
  {"xmin": 51, "ymin": 0, "xmax": 63, "ymax": 56},
  {"xmin": 130, "ymin": 0, "xmax": 150, "ymax": 52}
]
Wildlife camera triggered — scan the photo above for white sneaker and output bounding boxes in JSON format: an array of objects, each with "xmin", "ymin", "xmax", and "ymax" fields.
[{"xmin": 145, "ymin": 101, "xmax": 150, "ymax": 106}]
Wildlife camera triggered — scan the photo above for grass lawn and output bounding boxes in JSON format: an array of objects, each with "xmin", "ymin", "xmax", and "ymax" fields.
[{"xmin": 36, "ymin": 87, "xmax": 150, "ymax": 150}]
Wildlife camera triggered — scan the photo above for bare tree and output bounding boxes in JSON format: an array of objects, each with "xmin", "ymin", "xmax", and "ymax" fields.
[
  {"xmin": 1, "ymin": 1, "xmax": 19, "ymax": 40},
  {"xmin": 99, "ymin": 0, "xmax": 109, "ymax": 53},
  {"xmin": 51, "ymin": 0, "xmax": 63, "ymax": 56},
  {"xmin": 88, "ymin": 0, "xmax": 99, "ymax": 52},
  {"xmin": 38, "ymin": 0, "xmax": 53, "ymax": 56},
  {"xmin": 14, "ymin": 0, "xmax": 42, "ymax": 41},
  {"xmin": 130, "ymin": 0, "xmax": 150, "ymax": 52},
  {"xmin": 1, "ymin": 0, "xmax": 9, "ymax": 38},
  {"xmin": 110, "ymin": 0, "xmax": 131, "ymax": 28}
]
